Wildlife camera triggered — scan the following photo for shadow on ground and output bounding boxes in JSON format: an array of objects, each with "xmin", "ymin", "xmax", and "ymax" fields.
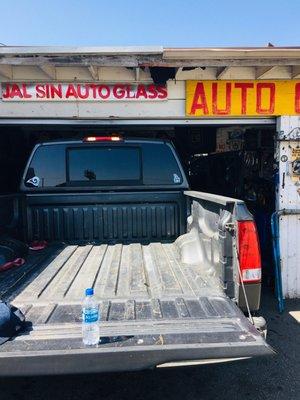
[{"xmin": 0, "ymin": 290, "xmax": 299, "ymax": 400}]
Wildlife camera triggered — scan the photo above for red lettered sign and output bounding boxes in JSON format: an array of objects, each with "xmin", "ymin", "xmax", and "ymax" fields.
[
  {"xmin": 186, "ymin": 80, "xmax": 300, "ymax": 116},
  {"xmin": 1, "ymin": 83, "xmax": 168, "ymax": 101}
]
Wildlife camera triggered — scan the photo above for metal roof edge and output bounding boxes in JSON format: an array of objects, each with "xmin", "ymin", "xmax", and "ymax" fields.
[
  {"xmin": 163, "ymin": 47, "xmax": 300, "ymax": 59},
  {"xmin": 0, "ymin": 46, "xmax": 164, "ymax": 56},
  {"xmin": 1, "ymin": 45, "xmax": 300, "ymax": 58}
]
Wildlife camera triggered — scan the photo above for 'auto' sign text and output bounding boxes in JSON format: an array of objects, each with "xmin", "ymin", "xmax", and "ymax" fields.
[{"xmin": 186, "ymin": 80, "xmax": 300, "ymax": 116}]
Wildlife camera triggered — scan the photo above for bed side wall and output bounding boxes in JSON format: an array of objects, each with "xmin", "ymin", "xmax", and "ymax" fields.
[{"xmin": 185, "ymin": 191, "xmax": 261, "ymax": 311}]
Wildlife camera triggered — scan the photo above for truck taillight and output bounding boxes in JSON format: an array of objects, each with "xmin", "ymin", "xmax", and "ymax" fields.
[
  {"xmin": 83, "ymin": 136, "xmax": 122, "ymax": 142},
  {"xmin": 237, "ymin": 221, "xmax": 261, "ymax": 283}
]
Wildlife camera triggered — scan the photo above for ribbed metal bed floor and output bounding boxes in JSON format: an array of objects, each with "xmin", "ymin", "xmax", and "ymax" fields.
[{"xmin": 2, "ymin": 243, "xmax": 231, "ymax": 325}]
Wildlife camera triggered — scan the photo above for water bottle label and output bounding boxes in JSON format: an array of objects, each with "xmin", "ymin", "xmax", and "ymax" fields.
[{"xmin": 83, "ymin": 308, "xmax": 98, "ymax": 323}]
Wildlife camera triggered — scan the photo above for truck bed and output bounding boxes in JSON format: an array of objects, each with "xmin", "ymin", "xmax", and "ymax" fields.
[
  {"xmin": 0, "ymin": 242, "xmax": 273, "ymax": 375},
  {"xmin": 3, "ymin": 242, "xmax": 223, "ymax": 322}
]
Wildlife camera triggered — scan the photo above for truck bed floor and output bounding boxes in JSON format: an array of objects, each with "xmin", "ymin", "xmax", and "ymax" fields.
[{"xmin": 3, "ymin": 243, "xmax": 225, "ymax": 324}]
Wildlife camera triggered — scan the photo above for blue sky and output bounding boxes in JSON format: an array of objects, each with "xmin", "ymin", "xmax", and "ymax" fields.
[{"xmin": 1, "ymin": 0, "xmax": 299, "ymax": 47}]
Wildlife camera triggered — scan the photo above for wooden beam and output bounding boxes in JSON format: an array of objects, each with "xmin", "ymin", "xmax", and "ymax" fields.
[
  {"xmin": 255, "ymin": 66, "xmax": 275, "ymax": 79},
  {"xmin": 0, "ymin": 65, "xmax": 12, "ymax": 80},
  {"xmin": 216, "ymin": 66, "xmax": 230, "ymax": 79},
  {"xmin": 291, "ymin": 66, "xmax": 300, "ymax": 79},
  {"xmin": 175, "ymin": 67, "xmax": 183, "ymax": 78},
  {"xmin": 87, "ymin": 65, "xmax": 98, "ymax": 80},
  {"xmin": 1, "ymin": 55, "xmax": 300, "ymax": 68},
  {"xmin": 39, "ymin": 64, "xmax": 56, "ymax": 79}
]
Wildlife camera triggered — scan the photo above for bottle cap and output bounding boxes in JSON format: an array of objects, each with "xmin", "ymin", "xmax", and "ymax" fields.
[{"xmin": 85, "ymin": 288, "xmax": 94, "ymax": 296}]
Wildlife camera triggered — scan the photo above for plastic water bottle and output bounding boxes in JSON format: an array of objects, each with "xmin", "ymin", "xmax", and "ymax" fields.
[{"xmin": 82, "ymin": 288, "xmax": 99, "ymax": 346}]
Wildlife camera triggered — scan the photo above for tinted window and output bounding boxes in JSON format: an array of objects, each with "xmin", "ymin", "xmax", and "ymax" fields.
[
  {"xmin": 68, "ymin": 147, "xmax": 141, "ymax": 183},
  {"xmin": 142, "ymin": 143, "xmax": 182, "ymax": 185},
  {"xmin": 25, "ymin": 145, "xmax": 66, "ymax": 188},
  {"xmin": 23, "ymin": 142, "xmax": 185, "ymax": 190}
]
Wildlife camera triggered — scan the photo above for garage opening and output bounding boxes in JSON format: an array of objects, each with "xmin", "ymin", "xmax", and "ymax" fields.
[{"xmin": 0, "ymin": 122, "xmax": 276, "ymax": 288}]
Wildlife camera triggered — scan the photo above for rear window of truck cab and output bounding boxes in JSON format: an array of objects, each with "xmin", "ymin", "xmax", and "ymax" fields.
[{"xmin": 23, "ymin": 141, "xmax": 186, "ymax": 190}]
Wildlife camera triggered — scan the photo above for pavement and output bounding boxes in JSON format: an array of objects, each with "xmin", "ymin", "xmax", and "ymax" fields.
[{"xmin": 0, "ymin": 289, "xmax": 299, "ymax": 400}]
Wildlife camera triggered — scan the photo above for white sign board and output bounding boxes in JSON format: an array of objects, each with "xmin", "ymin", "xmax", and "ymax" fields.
[{"xmin": 1, "ymin": 83, "xmax": 168, "ymax": 101}]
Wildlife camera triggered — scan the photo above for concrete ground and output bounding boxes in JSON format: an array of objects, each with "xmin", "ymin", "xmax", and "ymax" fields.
[{"xmin": 0, "ymin": 289, "xmax": 299, "ymax": 400}]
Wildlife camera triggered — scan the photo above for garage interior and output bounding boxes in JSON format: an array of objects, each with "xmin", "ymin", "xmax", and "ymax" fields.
[{"xmin": 0, "ymin": 122, "xmax": 276, "ymax": 288}]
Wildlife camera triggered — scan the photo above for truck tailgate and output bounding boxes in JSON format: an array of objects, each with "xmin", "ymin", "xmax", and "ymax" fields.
[{"xmin": 0, "ymin": 244, "xmax": 273, "ymax": 375}]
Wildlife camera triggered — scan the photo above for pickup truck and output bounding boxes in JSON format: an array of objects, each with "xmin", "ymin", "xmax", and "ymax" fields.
[{"xmin": 0, "ymin": 136, "xmax": 273, "ymax": 375}]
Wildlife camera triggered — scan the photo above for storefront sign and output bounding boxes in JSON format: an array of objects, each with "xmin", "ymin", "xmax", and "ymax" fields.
[
  {"xmin": 1, "ymin": 83, "xmax": 168, "ymax": 101},
  {"xmin": 186, "ymin": 80, "xmax": 300, "ymax": 117}
]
